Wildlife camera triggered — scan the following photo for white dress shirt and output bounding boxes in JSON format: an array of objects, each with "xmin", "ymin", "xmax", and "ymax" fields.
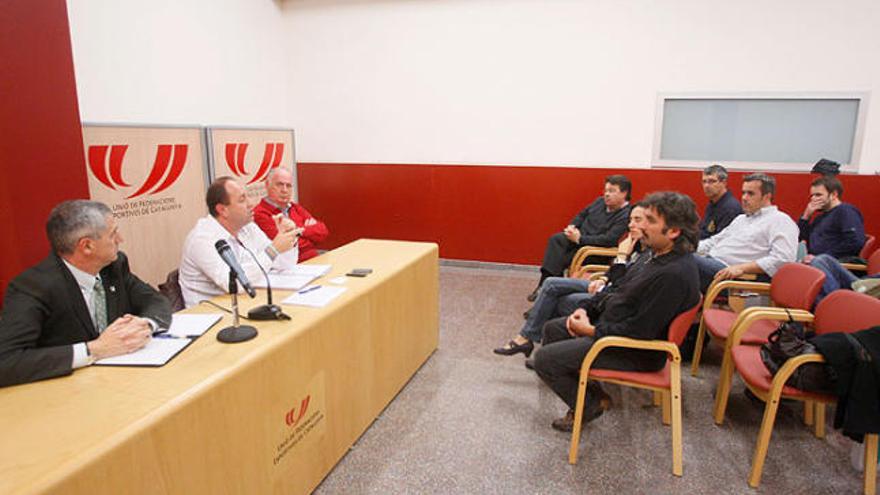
[
  {"xmin": 697, "ymin": 205, "xmax": 798, "ymax": 276},
  {"xmin": 179, "ymin": 216, "xmax": 298, "ymax": 308}
]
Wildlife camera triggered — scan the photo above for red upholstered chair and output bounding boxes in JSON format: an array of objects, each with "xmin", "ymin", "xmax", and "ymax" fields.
[
  {"xmin": 568, "ymin": 297, "xmax": 702, "ymax": 477},
  {"xmin": 690, "ymin": 263, "xmax": 826, "ymax": 378},
  {"xmin": 719, "ymin": 290, "xmax": 880, "ymax": 494},
  {"xmin": 842, "ymin": 234, "xmax": 877, "ymax": 273}
]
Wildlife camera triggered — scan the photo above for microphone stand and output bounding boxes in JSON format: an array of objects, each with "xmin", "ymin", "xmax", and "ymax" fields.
[{"xmin": 217, "ymin": 270, "xmax": 258, "ymax": 343}]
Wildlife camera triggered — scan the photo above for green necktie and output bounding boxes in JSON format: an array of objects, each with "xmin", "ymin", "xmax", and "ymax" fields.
[{"xmin": 93, "ymin": 278, "xmax": 107, "ymax": 333}]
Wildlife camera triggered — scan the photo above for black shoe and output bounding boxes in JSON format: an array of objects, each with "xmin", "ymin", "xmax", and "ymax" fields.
[
  {"xmin": 524, "ymin": 357, "xmax": 535, "ymax": 370},
  {"xmin": 493, "ymin": 339, "xmax": 534, "ymax": 357},
  {"xmin": 527, "ymin": 287, "xmax": 539, "ymax": 302},
  {"xmin": 744, "ymin": 388, "xmax": 796, "ymax": 407}
]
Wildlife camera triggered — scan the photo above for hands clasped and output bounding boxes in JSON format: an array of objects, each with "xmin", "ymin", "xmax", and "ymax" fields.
[{"xmin": 87, "ymin": 314, "xmax": 152, "ymax": 360}]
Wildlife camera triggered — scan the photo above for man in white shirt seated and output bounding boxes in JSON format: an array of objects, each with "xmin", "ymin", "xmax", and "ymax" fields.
[
  {"xmin": 694, "ymin": 172, "xmax": 798, "ymax": 292},
  {"xmin": 179, "ymin": 177, "xmax": 301, "ymax": 308}
]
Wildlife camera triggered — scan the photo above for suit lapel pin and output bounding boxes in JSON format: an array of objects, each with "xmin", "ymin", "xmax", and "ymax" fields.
[{"xmin": 109, "ymin": 285, "xmax": 116, "ymax": 293}]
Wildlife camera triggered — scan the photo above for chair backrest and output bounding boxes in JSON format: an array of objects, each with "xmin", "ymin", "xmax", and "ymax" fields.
[
  {"xmin": 769, "ymin": 262, "xmax": 825, "ymax": 310},
  {"xmin": 868, "ymin": 248, "xmax": 880, "ymax": 276},
  {"xmin": 859, "ymin": 234, "xmax": 876, "ymax": 260},
  {"xmin": 668, "ymin": 296, "xmax": 703, "ymax": 346},
  {"xmin": 158, "ymin": 269, "xmax": 185, "ymax": 312},
  {"xmin": 813, "ymin": 290, "xmax": 880, "ymax": 335}
]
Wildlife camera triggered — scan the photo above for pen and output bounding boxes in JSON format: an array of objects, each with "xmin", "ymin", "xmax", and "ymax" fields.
[
  {"xmin": 298, "ymin": 285, "xmax": 321, "ymax": 295},
  {"xmin": 155, "ymin": 333, "xmax": 181, "ymax": 339}
]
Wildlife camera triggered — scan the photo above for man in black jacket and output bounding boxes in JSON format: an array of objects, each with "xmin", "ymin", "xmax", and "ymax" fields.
[
  {"xmin": 534, "ymin": 191, "xmax": 701, "ymax": 431},
  {"xmin": 0, "ymin": 200, "xmax": 172, "ymax": 387},
  {"xmin": 529, "ymin": 175, "xmax": 632, "ymax": 301}
]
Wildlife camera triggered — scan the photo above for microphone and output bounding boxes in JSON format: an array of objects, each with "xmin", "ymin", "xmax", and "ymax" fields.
[
  {"xmin": 214, "ymin": 240, "xmax": 257, "ymax": 298},
  {"xmin": 236, "ymin": 240, "xmax": 291, "ymax": 321}
]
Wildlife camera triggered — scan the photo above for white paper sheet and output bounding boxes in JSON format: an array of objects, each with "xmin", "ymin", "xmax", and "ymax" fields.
[
  {"xmin": 166, "ymin": 313, "xmax": 223, "ymax": 338},
  {"xmin": 253, "ymin": 273, "xmax": 315, "ymax": 291},
  {"xmin": 280, "ymin": 264, "xmax": 331, "ymax": 278},
  {"xmin": 281, "ymin": 285, "xmax": 347, "ymax": 308},
  {"xmin": 94, "ymin": 337, "xmax": 192, "ymax": 367}
]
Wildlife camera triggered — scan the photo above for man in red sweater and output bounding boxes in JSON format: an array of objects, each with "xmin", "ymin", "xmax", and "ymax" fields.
[{"xmin": 253, "ymin": 168, "xmax": 329, "ymax": 262}]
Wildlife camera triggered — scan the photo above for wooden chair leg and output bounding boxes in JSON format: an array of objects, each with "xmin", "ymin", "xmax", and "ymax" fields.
[
  {"xmin": 865, "ymin": 434, "xmax": 878, "ymax": 495},
  {"xmin": 662, "ymin": 391, "xmax": 671, "ymax": 426},
  {"xmin": 804, "ymin": 400, "xmax": 815, "ymax": 426},
  {"xmin": 670, "ymin": 361, "xmax": 683, "ymax": 477},
  {"xmin": 713, "ymin": 347, "xmax": 735, "ymax": 425},
  {"xmin": 653, "ymin": 390, "xmax": 662, "ymax": 407},
  {"xmin": 569, "ymin": 375, "xmax": 590, "ymax": 465},
  {"xmin": 814, "ymin": 403, "xmax": 825, "ymax": 439},
  {"xmin": 690, "ymin": 318, "xmax": 708, "ymax": 377},
  {"xmin": 748, "ymin": 390, "xmax": 783, "ymax": 487}
]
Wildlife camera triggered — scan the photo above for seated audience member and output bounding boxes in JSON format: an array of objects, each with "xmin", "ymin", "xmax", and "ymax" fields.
[
  {"xmin": 494, "ymin": 205, "xmax": 648, "ymax": 358},
  {"xmin": 699, "ymin": 164, "xmax": 741, "ymax": 239},
  {"xmin": 179, "ymin": 177, "xmax": 300, "ymax": 308},
  {"xmin": 694, "ymin": 173, "xmax": 798, "ymax": 292},
  {"xmin": 798, "ymin": 175, "xmax": 865, "ymax": 259},
  {"xmin": 533, "ymin": 192, "xmax": 701, "ymax": 431},
  {"xmin": 527, "ymin": 175, "xmax": 632, "ymax": 301},
  {"xmin": 0, "ymin": 200, "xmax": 171, "ymax": 387},
  {"xmin": 253, "ymin": 168, "xmax": 329, "ymax": 262},
  {"xmin": 808, "ymin": 254, "xmax": 880, "ymax": 303}
]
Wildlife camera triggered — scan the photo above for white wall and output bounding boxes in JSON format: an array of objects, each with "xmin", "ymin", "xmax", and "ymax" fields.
[
  {"xmin": 68, "ymin": 0, "xmax": 290, "ymax": 127},
  {"xmin": 282, "ymin": 0, "xmax": 880, "ymax": 174}
]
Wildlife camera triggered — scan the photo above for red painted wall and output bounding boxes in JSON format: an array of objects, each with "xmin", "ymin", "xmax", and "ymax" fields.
[
  {"xmin": 298, "ymin": 163, "xmax": 880, "ymax": 264},
  {"xmin": 0, "ymin": 0, "xmax": 88, "ymax": 301}
]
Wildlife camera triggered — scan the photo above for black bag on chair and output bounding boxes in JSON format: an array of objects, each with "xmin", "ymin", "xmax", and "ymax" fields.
[{"xmin": 759, "ymin": 312, "xmax": 835, "ymax": 394}]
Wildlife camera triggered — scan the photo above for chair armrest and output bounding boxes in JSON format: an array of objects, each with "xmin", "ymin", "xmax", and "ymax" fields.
[
  {"xmin": 726, "ymin": 307, "xmax": 814, "ymax": 349},
  {"xmin": 766, "ymin": 353, "xmax": 826, "ymax": 398},
  {"xmin": 703, "ymin": 280, "xmax": 772, "ymax": 312},
  {"xmin": 569, "ymin": 246, "xmax": 618, "ymax": 274},
  {"xmin": 840, "ymin": 262, "xmax": 867, "ymax": 272},
  {"xmin": 580, "ymin": 336, "xmax": 679, "ymax": 375}
]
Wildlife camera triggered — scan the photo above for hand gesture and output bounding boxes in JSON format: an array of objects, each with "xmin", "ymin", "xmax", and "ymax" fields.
[
  {"xmin": 587, "ymin": 279, "xmax": 606, "ymax": 295},
  {"xmin": 87, "ymin": 315, "xmax": 152, "ymax": 360},
  {"xmin": 566, "ymin": 308, "xmax": 593, "ymax": 337}
]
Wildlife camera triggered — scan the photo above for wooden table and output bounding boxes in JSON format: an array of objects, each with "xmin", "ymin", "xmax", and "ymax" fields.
[{"xmin": 0, "ymin": 239, "xmax": 439, "ymax": 494}]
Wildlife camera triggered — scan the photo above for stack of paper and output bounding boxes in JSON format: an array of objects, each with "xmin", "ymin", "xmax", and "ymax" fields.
[
  {"xmin": 285, "ymin": 264, "xmax": 331, "ymax": 278},
  {"xmin": 254, "ymin": 273, "xmax": 315, "ymax": 291}
]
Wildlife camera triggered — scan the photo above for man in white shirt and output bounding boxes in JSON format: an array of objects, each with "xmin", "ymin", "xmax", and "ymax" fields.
[
  {"xmin": 0, "ymin": 200, "xmax": 171, "ymax": 387},
  {"xmin": 179, "ymin": 177, "xmax": 301, "ymax": 308},
  {"xmin": 694, "ymin": 173, "xmax": 798, "ymax": 292}
]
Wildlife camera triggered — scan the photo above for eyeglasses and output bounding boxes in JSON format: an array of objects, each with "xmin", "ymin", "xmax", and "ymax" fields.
[{"xmin": 701, "ymin": 178, "xmax": 720, "ymax": 184}]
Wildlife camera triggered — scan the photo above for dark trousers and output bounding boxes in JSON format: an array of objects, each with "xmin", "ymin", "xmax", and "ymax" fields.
[
  {"xmin": 541, "ymin": 233, "xmax": 579, "ymax": 280},
  {"xmin": 533, "ymin": 317, "xmax": 662, "ymax": 410},
  {"xmin": 540, "ymin": 233, "xmax": 611, "ymax": 284}
]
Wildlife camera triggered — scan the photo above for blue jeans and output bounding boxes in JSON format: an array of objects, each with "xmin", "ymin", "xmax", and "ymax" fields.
[
  {"xmin": 810, "ymin": 254, "xmax": 859, "ymax": 303},
  {"xmin": 693, "ymin": 254, "xmax": 727, "ymax": 293},
  {"xmin": 519, "ymin": 277, "xmax": 591, "ymax": 342}
]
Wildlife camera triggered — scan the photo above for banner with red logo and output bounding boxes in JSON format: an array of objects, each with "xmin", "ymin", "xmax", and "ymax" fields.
[
  {"xmin": 206, "ymin": 127, "xmax": 297, "ymax": 203},
  {"xmin": 82, "ymin": 124, "xmax": 208, "ymax": 287}
]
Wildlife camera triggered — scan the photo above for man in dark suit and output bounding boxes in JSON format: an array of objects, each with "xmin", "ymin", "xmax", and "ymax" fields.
[{"xmin": 0, "ymin": 200, "xmax": 171, "ymax": 387}]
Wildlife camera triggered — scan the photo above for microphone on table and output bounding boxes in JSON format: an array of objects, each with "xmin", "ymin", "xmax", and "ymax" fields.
[
  {"xmin": 213, "ymin": 239, "xmax": 257, "ymax": 343},
  {"xmin": 236, "ymin": 241, "xmax": 291, "ymax": 321},
  {"xmin": 215, "ymin": 240, "xmax": 257, "ymax": 298}
]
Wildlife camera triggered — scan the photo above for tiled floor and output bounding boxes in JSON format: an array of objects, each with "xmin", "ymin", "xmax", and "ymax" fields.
[{"xmin": 315, "ymin": 265, "xmax": 873, "ymax": 494}]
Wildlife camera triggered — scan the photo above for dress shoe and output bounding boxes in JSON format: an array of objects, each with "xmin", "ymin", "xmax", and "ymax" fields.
[
  {"xmin": 551, "ymin": 404, "xmax": 606, "ymax": 432},
  {"xmin": 524, "ymin": 357, "xmax": 535, "ymax": 370},
  {"xmin": 526, "ymin": 287, "xmax": 539, "ymax": 302},
  {"xmin": 493, "ymin": 339, "xmax": 534, "ymax": 357}
]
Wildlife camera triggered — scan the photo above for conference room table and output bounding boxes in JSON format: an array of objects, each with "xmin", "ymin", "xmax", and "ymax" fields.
[{"xmin": 0, "ymin": 239, "xmax": 439, "ymax": 494}]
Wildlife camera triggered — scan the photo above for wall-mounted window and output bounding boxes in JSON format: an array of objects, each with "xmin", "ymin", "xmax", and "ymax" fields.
[{"xmin": 652, "ymin": 93, "xmax": 868, "ymax": 172}]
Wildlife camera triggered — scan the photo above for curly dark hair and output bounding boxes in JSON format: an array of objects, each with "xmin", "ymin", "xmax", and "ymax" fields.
[{"xmin": 640, "ymin": 191, "xmax": 700, "ymax": 255}]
